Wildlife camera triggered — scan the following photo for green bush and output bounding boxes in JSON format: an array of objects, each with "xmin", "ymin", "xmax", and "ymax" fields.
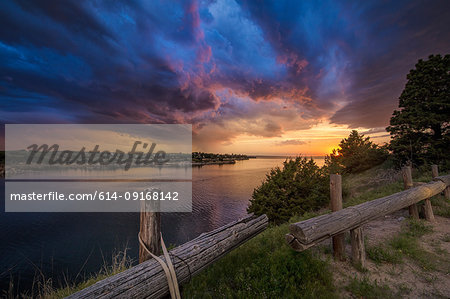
[
  {"xmin": 324, "ymin": 130, "xmax": 388, "ymax": 174},
  {"xmin": 247, "ymin": 157, "xmax": 329, "ymax": 223}
]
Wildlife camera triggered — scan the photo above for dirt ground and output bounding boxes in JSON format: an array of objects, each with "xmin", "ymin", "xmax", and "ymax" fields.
[{"xmin": 315, "ymin": 210, "xmax": 450, "ymax": 298}]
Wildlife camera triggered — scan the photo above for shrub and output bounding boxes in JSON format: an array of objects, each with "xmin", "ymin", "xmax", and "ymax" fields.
[
  {"xmin": 247, "ymin": 157, "xmax": 329, "ymax": 223},
  {"xmin": 324, "ymin": 130, "xmax": 388, "ymax": 174},
  {"xmin": 366, "ymin": 246, "xmax": 402, "ymax": 264},
  {"xmin": 346, "ymin": 277, "xmax": 394, "ymax": 299}
]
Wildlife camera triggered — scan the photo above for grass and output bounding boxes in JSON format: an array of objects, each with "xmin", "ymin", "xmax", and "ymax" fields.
[
  {"xmin": 3, "ymin": 248, "xmax": 133, "ymax": 299},
  {"xmin": 389, "ymin": 232, "xmax": 437, "ymax": 271},
  {"xmin": 345, "ymin": 277, "xmax": 394, "ymax": 299},
  {"xmin": 364, "ymin": 219, "xmax": 441, "ymax": 271},
  {"xmin": 345, "ymin": 217, "xmax": 444, "ymax": 298},
  {"xmin": 442, "ymin": 234, "xmax": 450, "ymax": 243},
  {"xmin": 366, "ymin": 246, "xmax": 402, "ymax": 265},
  {"xmin": 340, "ymin": 161, "xmax": 406, "ymax": 207},
  {"xmin": 343, "ymin": 181, "xmax": 404, "ymax": 208},
  {"xmin": 48, "ymin": 248, "xmax": 132, "ymax": 298},
  {"xmin": 345, "ymin": 276, "xmax": 413, "ymax": 298},
  {"xmin": 182, "ymin": 222, "xmax": 336, "ymax": 298},
  {"xmin": 431, "ymin": 194, "xmax": 450, "ymax": 218}
]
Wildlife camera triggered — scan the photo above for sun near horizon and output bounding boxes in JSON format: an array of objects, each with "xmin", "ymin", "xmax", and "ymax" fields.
[{"xmin": 193, "ymin": 121, "xmax": 390, "ymax": 156}]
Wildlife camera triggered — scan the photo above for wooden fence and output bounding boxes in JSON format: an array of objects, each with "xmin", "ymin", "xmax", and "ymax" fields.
[
  {"xmin": 68, "ymin": 214, "xmax": 268, "ymax": 298},
  {"xmin": 286, "ymin": 165, "xmax": 450, "ymax": 267}
]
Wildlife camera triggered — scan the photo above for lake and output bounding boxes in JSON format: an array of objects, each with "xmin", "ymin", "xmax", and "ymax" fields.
[{"xmin": 0, "ymin": 156, "xmax": 324, "ymax": 292}]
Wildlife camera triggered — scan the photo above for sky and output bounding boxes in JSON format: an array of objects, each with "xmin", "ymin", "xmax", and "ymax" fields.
[
  {"xmin": 5, "ymin": 124, "xmax": 192, "ymax": 152},
  {"xmin": 1, "ymin": 0, "xmax": 449, "ymax": 155}
]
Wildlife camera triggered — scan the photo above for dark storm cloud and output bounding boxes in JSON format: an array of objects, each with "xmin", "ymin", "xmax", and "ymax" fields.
[
  {"xmin": 330, "ymin": 0, "xmax": 450, "ymax": 127},
  {"xmin": 239, "ymin": 0, "xmax": 450, "ymax": 128},
  {"xmin": 0, "ymin": 0, "xmax": 449, "ymax": 134},
  {"xmin": 0, "ymin": 0, "xmax": 220, "ymax": 124}
]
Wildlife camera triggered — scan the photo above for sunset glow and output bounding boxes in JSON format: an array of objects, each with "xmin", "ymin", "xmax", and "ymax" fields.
[
  {"xmin": 0, "ymin": 1, "xmax": 448, "ymax": 155},
  {"xmin": 194, "ymin": 121, "xmax": 390, "ymax": 156}
]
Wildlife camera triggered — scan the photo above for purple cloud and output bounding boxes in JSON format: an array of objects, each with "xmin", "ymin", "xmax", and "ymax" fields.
[{"xmin": 0, "ymin": 0, "xmax": 449, "ymax": 139}]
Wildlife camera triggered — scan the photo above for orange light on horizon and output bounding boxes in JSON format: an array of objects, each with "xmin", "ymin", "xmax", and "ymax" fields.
[{"xmin": 193, "ymin": 120, "xmax": 388, "ymax": 156}]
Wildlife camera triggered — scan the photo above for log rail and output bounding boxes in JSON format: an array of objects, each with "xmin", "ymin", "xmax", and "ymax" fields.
[
  {"xmin": 68, "ymin": 214, "xmax": 268, "ymax": 299},
  {"xmin": 286, "ymin": 166, "xmax": 450, "ymax": 267}
]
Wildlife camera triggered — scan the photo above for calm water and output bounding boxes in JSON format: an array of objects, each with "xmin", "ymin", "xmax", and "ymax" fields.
[{"xmin": 0, "ymin": 157, "xmax": 324, "ymax": 292}]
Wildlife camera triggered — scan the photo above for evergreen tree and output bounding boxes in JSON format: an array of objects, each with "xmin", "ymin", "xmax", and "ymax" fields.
[
  {"xmin": 324, "ymin": 130, "xmax": 388, "ymax": 174},
  {"xmin": 386, "ymin": 54, "xmax": 450, "ymax": 168}
]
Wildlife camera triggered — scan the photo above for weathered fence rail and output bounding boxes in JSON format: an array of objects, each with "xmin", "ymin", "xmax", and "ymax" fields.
[
  {"xmin": 287, "ymin": 176, "xmax": 448, "ymax": 247},
  {"xmin": 286, "ymin": 166, "xmax": 449, "ymax": 266},
  {"xmin": 68, "ymin": 214, "xmax": 268, "ymax": 299}
]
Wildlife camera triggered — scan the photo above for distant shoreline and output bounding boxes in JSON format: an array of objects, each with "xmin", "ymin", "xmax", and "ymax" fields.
[
  {"xmin": 191, "ymin": 155, "xmax": 326, "ymax": 166},
  {"xmin": 192, "ymin": 152, "xmax": 253, "ymax": 166},
  {"xmin": 192, "ymin": 160, "xmax": 237, "ymax": 166},
  {"xmin": 253, "ymin": 155, "xmax": 326, "ymax": 159}
]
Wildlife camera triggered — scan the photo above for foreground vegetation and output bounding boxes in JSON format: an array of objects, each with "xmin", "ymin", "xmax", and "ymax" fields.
[
  {"xmin": 366, "ymin": 219, "xmax": 435, "ymax": 270},
  {"xmin": 348, "ymin": 214, "xmax": 449, "ymax": 298},
  {"xmin": 184, "ymin": 166, "xmax": 449, "ymax": 298},
  {"xmin": 3, "ymin": 249, "xmax": 132, "ymax": 299},
  {"xmin": 248, "ymin": 157, "xmax": 329, "ymax": 224},
  {"xmin": 183, "ymin": 218, "xmax": 336, "ymax": 298},
  {"xmin": 8, "ymin": 163, "xmax": 448, "ymax": 298}
]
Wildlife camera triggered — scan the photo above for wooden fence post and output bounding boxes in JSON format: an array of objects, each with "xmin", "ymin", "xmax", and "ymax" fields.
[
  {"xmin": 402, "ymin": 166, "xmax": 419, "ymax": 219},
  {"xmin": 350, "ymin": 227, "xmax": 365, "ymax": 268},
  {"xmin": 423, "ymin": 165, "xmax": 438, "ymax": 222},
  {"xmin": 139, "ymin": 188, "xmax": 161, "ymax": 263},
  {"xmin": 330, "ymin": 174, "xmax": 345, "ymax": 261},
  {"xmin": 445, "ymin": 185, "xmax": 450, "ymax": 200},
  {"xmin": 445, "ymin": 188, "xmax": 450, "ymax": 199},
  {"xmin": 437, "ymin": 165, "xmax": 450, "ymax": 199},
  {"xmin": 431, "ymin": 165, "xmax": 439, "ymax": 179}
]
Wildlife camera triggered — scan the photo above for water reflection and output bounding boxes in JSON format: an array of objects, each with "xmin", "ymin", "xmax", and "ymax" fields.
[{"xmin": 0, "ymin": 157, "xmax": 323, "ymax": 292}]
